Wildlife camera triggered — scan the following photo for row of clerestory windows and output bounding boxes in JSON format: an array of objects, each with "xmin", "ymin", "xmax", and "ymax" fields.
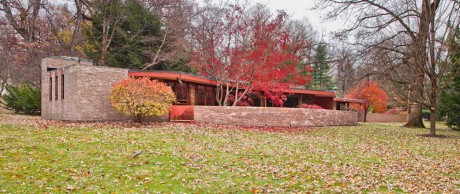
[{"xmin": 49, "ymin": 71, "xmax": 65, "ymax": 101}]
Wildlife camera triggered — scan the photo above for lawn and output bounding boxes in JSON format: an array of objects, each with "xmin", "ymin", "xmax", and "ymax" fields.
[{"xmin": 0, "ymin": 114, "xmax": 459, "ymax": 193}]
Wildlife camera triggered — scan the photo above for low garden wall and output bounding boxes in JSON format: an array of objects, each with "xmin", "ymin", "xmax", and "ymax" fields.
[
  {"xmin": 194, "ymin": 106, "xmax": 358, "ymax": 127},
  {"xmin": 357, "ymin": 112, "xmax": 408, "ymax": 123}
]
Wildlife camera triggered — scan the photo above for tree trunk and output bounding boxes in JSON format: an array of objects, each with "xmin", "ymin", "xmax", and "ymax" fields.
[
  {"xmin": 134, "ymin": 114, "xmax": 142, "ymax": 123},
  {"xmin": 428, "ymin": 74, "xmax": 437, "ymax": 135},
  {"xmin": 70, "ymin": 12, "xmax": 82, "ymax": 56},
  {"xmin": 430, "ymin": 107, "xmax": 436, "ymax": 135},
  {"xmin": 404, "ymin": 103, "xmax": 426, "ymax": 128},
  {"xmin": 216, "ymin": 85, "xmax": 222, "ymax": 106}
]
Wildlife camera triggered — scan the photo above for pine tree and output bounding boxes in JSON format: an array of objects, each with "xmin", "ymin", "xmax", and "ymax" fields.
[
  {"xmin": 309, "ymin": 43, "xmax": 334, "ymax": 90},
  {"xmin": 84, "ymin": 0, "xmax": 161, "ymax": 68},
  {"xmin": 439, "ymin": 28, "xmax": 460, "ymax": 130}
]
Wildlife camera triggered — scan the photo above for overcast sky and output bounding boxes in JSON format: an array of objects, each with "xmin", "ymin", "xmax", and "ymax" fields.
[{"xmin": 250, "ymin": 0, "xmax": 347, "ymax": 38}]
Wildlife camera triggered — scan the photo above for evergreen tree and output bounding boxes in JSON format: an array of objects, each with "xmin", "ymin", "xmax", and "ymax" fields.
[
  {"xmin": 439, "ymin": 28, "xmax": 460, "ymax": 130},
  {"xmin": 309, "ymin": 43, "xmax": 334, "ymax": 90},
  {"xmin": 439, "ymin": 71, "xmax": 460, "ymax": 130},
  {"xmin": 84, "ymin": 0, "xmax": 161, "ymax": 68},
  {"xmin": 2, "ymin": 83, "xmax": 41, "ymax": 115}
]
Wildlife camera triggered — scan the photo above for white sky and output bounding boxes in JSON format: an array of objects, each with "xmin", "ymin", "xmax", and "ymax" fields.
[{"xmin": 203, "ymin": 0, "xmax": 346, "ymax": 40}]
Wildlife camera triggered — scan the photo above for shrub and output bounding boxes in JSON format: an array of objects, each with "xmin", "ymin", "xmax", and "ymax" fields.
[
  {"xmin": 298, "ymin": 104, "xmax": 323, "ymax": 109},
  {"xmin": 109, "ymin": 77, "xmax": 175, "ymax": 122},
  {"xmin": 227, "ymin": 93, "xmax": 254, "ymax": 106},
  {"xmin": 421, "ymin": 109, "xmax": 431, "ymax": 120},
  {"xmin": 2, "ymin": 83, "xmax": 41, "ymax": 115}
]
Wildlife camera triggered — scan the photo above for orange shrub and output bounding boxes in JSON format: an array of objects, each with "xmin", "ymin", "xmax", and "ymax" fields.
[
  {"xmin": 109, "ymin": 77, "xmax": 175, "ymax": 122},
  {"xmin": 346, "ymin": 80, "xmax": 388, "ymax": 113}
]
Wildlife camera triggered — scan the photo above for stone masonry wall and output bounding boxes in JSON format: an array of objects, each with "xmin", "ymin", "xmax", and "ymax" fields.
[
  {"xmin": 71, "ymin": 65, "xmax": 129, "ymax": 121},
  {"xmin": 41, "ymin": 57, "xmax": 93, "ymax": 120},
  {"xmin": 42, "ymin": 57, "xmax": 129, "ymax": 121},
  {"xmin": 42, "ymin": 57, "xmax": 170, "ymax": 121},
  {"xmin": 357, "ymin": 112, "xmax": 408, "ymax": 123},
  {"xmin": 194, "ymin": 106, "xmax": 358, "ymax": 127}
]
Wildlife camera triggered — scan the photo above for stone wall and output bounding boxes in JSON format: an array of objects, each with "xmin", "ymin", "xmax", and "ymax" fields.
[
  {"xmin": 71, "ymin": 65, "xmax": 129, "ymax": 121},
  {"xmin": 194, "ymin": 106, "xmax": 358, "ymax": 127},
  {"xmin": 357, "ymin": 112, "xmax": 408, "ymax": 123},
  {"xmin": 41, "ymin": 57, "xmax": 130, "ymax": 121},
  {"xmin": 41, "ymin": 57, "xmax": 92, "ymax": 120}
]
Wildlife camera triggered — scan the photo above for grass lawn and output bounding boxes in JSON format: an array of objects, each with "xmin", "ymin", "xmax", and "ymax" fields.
[{"xmin": 0, "ymin": 114, "xmax": 459, "ymax": 193}]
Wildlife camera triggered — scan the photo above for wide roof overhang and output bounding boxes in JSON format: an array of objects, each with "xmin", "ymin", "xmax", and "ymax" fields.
[
  {"xmin": 128, "ymin": 70, "xmax": 336, "ymax": 97},
  {"xmin": 334, "ymin": 97, "xmax": 367, "ymax": 104}
]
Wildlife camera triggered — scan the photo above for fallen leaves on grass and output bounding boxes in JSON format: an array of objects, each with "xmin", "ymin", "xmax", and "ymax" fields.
[{"xmin": 0, "ymin": 114, "xmax": 459, "ymax": 193}]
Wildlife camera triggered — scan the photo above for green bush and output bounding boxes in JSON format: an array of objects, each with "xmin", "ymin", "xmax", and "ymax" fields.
[
  {"xmin": 2, "ymin": 84, "xmax": 41, "ymax": 115},
  {"xmin": 421, "ymin": 108, "xmax": 444, "ymax": 121},
  {"xmin": 439, "ymin": 83, "xmax": 460, "ymax": 130},
  {"xmin": 421, "ymin": 109, "xmax": 431, "ymax": 120}
]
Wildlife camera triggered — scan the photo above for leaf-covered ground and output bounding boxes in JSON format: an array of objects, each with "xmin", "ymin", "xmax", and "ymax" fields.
[{"xmin": 0, "ymin": 114, "xmax": 459, "ymax": 193}]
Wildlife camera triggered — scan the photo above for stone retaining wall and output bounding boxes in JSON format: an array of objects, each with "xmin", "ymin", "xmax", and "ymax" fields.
[
  {"xmin": 194, "ymin": 106, "xmax": 358, "ymax": 127},
  {"xmin": 357, "ymin": 112, "xmax": 408, "ymax": 123}
]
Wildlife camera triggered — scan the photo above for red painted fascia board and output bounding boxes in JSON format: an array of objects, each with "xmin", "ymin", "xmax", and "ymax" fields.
[
  {"xmin": 128, "ymin": 71, "xmax": 217, "ymax": 86},
  {"xmin": 287, "ymin": 89, "xmax": 335, "ymax": 97}
]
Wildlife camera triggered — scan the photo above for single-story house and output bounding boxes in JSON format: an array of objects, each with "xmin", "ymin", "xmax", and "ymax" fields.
[
  {"xmin": 41, "ymin": 57, "xmax": 365, "ymax": 126},
  {"xmin": 128, "ymin": 70, "xmax": 338, "ymax": 110}
]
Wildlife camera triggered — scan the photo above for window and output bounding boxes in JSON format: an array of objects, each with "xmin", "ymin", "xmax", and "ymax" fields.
[
  {"xmin": 302, "ymin": 94, "xmax": 313, "ymax": 104},
  {"xmin": 205, "ymin": 86, "xmax": 215, "ymax": 106},
  {"xmin": 196, "ymin": 85, "xmax": 216, "ymax": 106},
  {"xmin": 283, "ymin": 94, "xmax": 299, "ymax": 108},
  {"xmin": 55, "ymin": 75, "xmax": 58, "ymax": 100},
  {"xmin": 49, "ymin": 77, "xmax": 52, "ymax": 101},
  {"xmin": 61, "ymin": 74, "xmax": 64, "ymax": 99},
  {"xmin": 196, "ymin": 85, "xmax": 206, "ymax": 105},
  {"xmin": 176, "ymin": 83, "xmax": 188, "ymax": 104}
]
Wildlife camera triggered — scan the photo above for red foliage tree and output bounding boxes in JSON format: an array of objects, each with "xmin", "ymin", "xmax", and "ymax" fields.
[
  {"xmin": 346, "ymin": 80, "xmax": 389, "ymax": 121},
  {"xmin": 190, "ymin": 3, "xmax": 312, "ymax": 106}
]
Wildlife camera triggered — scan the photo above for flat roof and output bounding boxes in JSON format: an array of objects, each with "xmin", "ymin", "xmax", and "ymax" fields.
[
  {"xmin": 48, "ymin": 56, "xmax": 93, "ymax": 63},
  {"xmin": 334, "ymin": 97, "xmax": 367, "ymax": 104},
  {"xmin": 129, "ymin": 70, "xmax": 216, "ymax": 85},
  {"xmin": 128, "ymin": 70, "xmax": 335, "ymax": 97}
]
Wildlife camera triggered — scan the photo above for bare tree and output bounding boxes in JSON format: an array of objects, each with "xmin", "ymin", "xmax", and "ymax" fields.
[
  {"xmin": 0, "ymin": 0, "xmax": 45, "ymax": 84},
  {"xmin": 141, "ymin": 0, "xmax": 195, "ymax": 70},
  {"xmin": 318, "ymin": 0, "xmax": 460, "ymax": 135},
  {"xmin": 0, "ymin": 0, "xmax": 87, "ymax": 84},
  {"xmin": 0, "ymin": 24, "xmax": 14, "ymax": 95},
  {"xmin": 78, "ymin": 0, "xmax": 128, "ymax": 66},
  {"xmin": 334, "ymin": 45, "xmax": 357, "ymax": 96},
  {"xmin": 284, "ymin": 18, "xmax": 317, "ymax": 59},
  {"xmin": 44, "ymin": 2, "xmax": 85, "ymax": 57}
]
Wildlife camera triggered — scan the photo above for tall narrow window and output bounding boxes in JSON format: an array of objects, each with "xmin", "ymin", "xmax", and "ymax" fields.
[
  {"xmin": 205, "ymin": 86, "xmax": 215, "ymax": 106},
  {"xmin": 196, "ymin": 85, "xmax": 206, "ymax": 105},
  {"xmin": 49, "ymin": 77, "xmax": 52, "ymax": 101},
  {"xmin": 61, "ymin": 74, "xmax": 64, "ymax": 99},
  {"xmin": 55, "ymin": 75, "xmax": 58, "ymax": 100}
]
